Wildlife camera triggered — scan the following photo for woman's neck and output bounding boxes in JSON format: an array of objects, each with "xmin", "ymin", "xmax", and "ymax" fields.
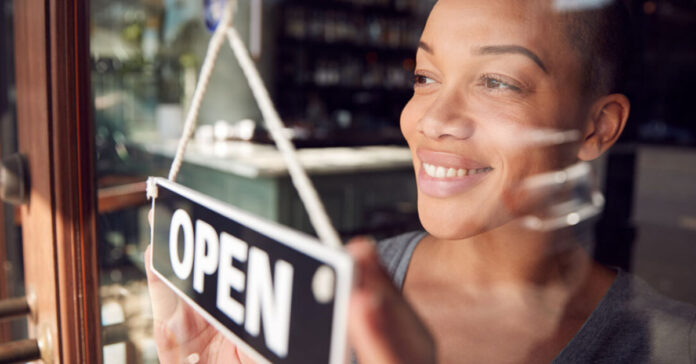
[{"xmin": 418, "ymin": 222, "xmax": 600, "ymax": 294}]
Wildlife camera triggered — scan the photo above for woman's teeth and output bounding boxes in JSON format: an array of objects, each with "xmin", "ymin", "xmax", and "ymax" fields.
[{"xmin": 423, "ymin": 163, "xmax": 492, "ymax": 178}]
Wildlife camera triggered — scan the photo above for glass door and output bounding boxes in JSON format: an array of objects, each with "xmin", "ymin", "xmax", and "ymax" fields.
[
  {"xmin": 90, "ymin": 2, "xmax": 274, "ymax": 362},
  {"xmin": 5, "ymin": 0, "xmax": 696, "ymax": 363},
  {"xmin": 87, "ymin": 1, "xmax": 424, "ymax": 362}
]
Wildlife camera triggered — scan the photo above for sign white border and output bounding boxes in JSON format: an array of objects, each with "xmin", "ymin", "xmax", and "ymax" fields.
[{"xmin": 148, "ymin": 177, "xmax": 353, "ymax": 364}]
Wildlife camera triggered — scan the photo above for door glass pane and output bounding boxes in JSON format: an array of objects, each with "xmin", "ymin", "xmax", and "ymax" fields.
[
  {"xmin": 0, "ymin": 0, "xmax": 28, "ymax": 342},
  {"xmin": 90, "ymin": 1, "xmax": 428, "ymax": 362},
  {"xmin": 89, "ymin": 0, "xmax": 696, "ymax": 363}
]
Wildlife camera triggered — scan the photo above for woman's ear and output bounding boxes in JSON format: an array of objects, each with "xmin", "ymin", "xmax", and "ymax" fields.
[{"xmin": 577, "ymin": 94, "xmax": 630, "ymax": 161}]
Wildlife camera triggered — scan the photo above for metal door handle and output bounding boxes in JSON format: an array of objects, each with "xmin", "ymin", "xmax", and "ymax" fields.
[
  {"xmin": 0, "ymin": 297, "xmax": 46, "ymax": 362},
  {"xmin": 0, "ymin": 297, "xmax": 30, "ymax": 321},
  {"xmin": 0, "ymin": 154, "xmax": 29, "ymax": 206},
  {"xmin": 0, "ymin": 297, "xmax": 39, "ymax": 362},
  {"xmin": 0, "ymin": 339, "xmax": 41, "ymax": 363}
]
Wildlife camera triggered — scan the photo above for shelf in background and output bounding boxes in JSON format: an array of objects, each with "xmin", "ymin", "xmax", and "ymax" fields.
[{"xmin": 278, "ymin": 37, "xmax": 417, "ymax": 56}]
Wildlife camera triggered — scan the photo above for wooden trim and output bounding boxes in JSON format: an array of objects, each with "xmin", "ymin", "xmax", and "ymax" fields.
[
  {"xmin": 97, "ymin": 182, "xmax": 148, "ymax": 214},
  {"xmin": 13, "ymin": 0, "xmax": 62, "ymax": 359},
  {"xmin": 0, "ymin": 205, "xmax": 8, "ymax": 343},
  {"xmin": 0, "ymin": 108, "xmax": 8, "ymax": 343},
  {"xmin": 0, "ymin": 139, "xmax": 9, "ymax": 344},
  {"xmin": 14, "ymin": 180, "xmax": 149, "ymax": 225},
  {"xmin": 14, "ymin": 0, "xmax": 101, "ymax": 362},
  {"xmin": 0, "ymin": 6, "xmax": 9, "ymax": 336},
  {"xmin": 12, "ymin": 207, "xmax": 19, "ymax": 226},
  {"xmin": 49, "ymin": 0, "xmax": 102, "ymax": 362}
]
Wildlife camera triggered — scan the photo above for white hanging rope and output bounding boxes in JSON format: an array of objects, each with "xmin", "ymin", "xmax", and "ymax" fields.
[
  {"xmin": 168, "ymin": 0, "xmax": 237, "ymax": 181},
  {"xmin": 225, "ymin": 27, "xmax": 342, "ymax": 249},
  {"xmin": 166, "ymin": 0, "xmax": 342, "ymax": 249}
]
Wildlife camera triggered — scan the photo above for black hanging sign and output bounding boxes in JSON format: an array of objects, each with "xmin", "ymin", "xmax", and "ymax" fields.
[{"xmin": 148, "ymin": 177, "xmax": 353, "ymax": 364}]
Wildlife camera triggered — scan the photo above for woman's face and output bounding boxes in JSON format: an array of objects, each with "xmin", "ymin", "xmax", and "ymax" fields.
[{"xmin": 402, "ymin": 0, "xmax": 590, "ymax": 239}]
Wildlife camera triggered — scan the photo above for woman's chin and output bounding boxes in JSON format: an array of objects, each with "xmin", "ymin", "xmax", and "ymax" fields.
[
  {"xmin": 417, "ymin": 200, "xmax": 514, "ymax": 241},
  {"xmin": 419, "ymin": 213, "xmax": 485, "ymax": 241}
]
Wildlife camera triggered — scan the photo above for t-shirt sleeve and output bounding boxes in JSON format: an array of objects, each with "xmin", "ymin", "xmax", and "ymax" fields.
[{"xmin": 376, "ymin": 231, "xmax": 427, "ymax": 290}]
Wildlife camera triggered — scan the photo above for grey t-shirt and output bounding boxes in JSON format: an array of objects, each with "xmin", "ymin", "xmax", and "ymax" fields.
[{"xmin": 376, "ymin": 231, "xmax": 696, "ymax": 364}]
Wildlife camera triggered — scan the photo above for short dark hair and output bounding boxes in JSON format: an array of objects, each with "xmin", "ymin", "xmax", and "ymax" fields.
[{"xmin": 561, "ymin": 0, "xmax": 633, "ymax": 97}]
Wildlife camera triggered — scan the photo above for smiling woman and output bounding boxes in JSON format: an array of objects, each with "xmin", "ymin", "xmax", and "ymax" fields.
[
  {"xmin": 142, "ymin": 0, "xmax": 696, "ymax": 363},
  {"xmin": 362, "ymin": 1, "xmax": 696, "ymax": 363},
  {"xmin": 363, "ymin": 0, "xmax": 696, "ymax": 363}
]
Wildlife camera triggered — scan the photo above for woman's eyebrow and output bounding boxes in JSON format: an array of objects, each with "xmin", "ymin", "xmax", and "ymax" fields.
[
  {"xmin": 418, "ymin": 41, "xmax": 434, "ymax": 54},
  {"xmin": 474, "ymin": 45, "xmax": 548, "ymax": 73}
]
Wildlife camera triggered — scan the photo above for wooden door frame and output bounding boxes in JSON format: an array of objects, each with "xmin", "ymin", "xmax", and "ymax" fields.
[
  {"xmin": 1, "ymin": 0, "xmax": 11, "ymax": 343},
  {"xmin": 13, "ymin": 0, "xmax": 101, "ymax": 362}
]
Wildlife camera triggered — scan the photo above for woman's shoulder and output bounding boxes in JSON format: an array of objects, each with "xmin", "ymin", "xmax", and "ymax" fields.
[
  {"xmin": 619, "ymin": 271, "xmax": 696, "ymax": 362},
  {"xmin": 560, "ymin": 270, "xmax": 696, "ymax": 363},
  {"xmin": 618, "ymin": 272, "xmax": 696, "ymax": 349},
  {"xmin": 614, "ymin": 271, "xmax": 696, "ymax": 335},
  {"xmin": 375, "ymin": 231, "xmax": 428, "ymax": 289}
]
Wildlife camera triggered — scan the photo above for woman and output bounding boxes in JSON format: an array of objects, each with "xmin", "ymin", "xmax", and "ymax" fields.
[{"xmin": 146, "ymin": 0, "xmax": 696, "ymax": 362}]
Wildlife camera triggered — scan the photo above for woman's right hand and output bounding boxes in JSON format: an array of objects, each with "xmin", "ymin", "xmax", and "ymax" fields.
[{"xmin": 145, "ymin": 244, "xmax": 257, "ymax": 364}]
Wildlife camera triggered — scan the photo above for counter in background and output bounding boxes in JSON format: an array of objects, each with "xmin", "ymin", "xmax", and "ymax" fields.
[{"xmin": 131, "ymin": 138, "xmax": 420, "ymax": 239}]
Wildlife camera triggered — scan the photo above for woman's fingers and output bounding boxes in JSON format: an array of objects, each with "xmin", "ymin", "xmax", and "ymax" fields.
[
  {"xmin": 146, "ymin": 245, "xmax": 206, "ymax": 352},
  {"xmin": 237, "ymin": 346, "xmax": 259, "ymax": 364},
  {"xmin": 147, "ymin": 244, "xmax": 236, "ymax": 363},
  {"xmin": 145, "ymin": 244, "xmax": 188, "ymax": 357},
  {"xmin": 347, "ymin": 239, "xmax": 437, "ymax": 364},
  {"xmin": 145, "ymin": 244, "xmax": 181, "ymax": 321}
]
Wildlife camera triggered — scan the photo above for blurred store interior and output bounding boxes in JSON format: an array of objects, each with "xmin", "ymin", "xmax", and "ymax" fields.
[{"xmin": 1, "ymin": 0, "xmax": 696, "ymax": 362}]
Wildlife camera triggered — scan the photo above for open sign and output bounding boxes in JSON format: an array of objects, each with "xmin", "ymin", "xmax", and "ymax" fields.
[{"xmin": 148, "ymin": 177, "xmax": 353, "ymax": 364}]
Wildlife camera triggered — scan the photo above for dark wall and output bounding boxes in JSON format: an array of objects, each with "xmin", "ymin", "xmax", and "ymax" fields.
[
  {"xmin": 621, "ymin": 0, "xmax": 696, "ymax": 146},
  {"xmin": 1, "ymin": 0, "xmax": 17, "ymax": 154}
]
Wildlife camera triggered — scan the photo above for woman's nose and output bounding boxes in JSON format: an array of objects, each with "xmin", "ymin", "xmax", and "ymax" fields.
[{"xmin": 417, "ymin": 90, "xmax": 474, "ymax": 141}]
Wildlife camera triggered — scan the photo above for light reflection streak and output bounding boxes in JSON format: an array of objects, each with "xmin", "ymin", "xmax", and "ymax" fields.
[
  {"xmin": 521, "ymin": 162, "xmax": 591, "ymax": 191},
  {"xmin": 554, "ymin": 0, "xmax": 612, "ymax": 11},
  {"xmin": 521, "ymin": 191, "xmax": 604, "ymax": 231}
]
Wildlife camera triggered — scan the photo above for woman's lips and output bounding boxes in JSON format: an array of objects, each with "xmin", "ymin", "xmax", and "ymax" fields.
[{"xmin": 416, "ymin": 149, "xmax": 493, "ymax": 197}]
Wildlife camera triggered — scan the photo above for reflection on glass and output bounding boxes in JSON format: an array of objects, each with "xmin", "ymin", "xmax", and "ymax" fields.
[
  {"xmin": 89, "ymin": 0, "xmax": 696, "ymax": 363},
  {"xmin": 91, "ymin": 1, "xmax": 334, "ymax": 362},
  {"xmin": 90, "ymin": 0, "xmax": 192, "ymax": 362}
]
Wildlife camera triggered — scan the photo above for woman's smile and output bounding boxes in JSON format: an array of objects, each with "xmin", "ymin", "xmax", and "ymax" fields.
[{"xmin": 416, "ymin": 148, "xmax": 494, "ymax": 198}]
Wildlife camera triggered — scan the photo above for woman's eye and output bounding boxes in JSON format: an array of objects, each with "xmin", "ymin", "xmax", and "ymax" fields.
[
  {"xmin": 483, "ymin": 76, "xmax": 522, "ymax": 92},
  {"xmin": 413, "ymin": 74, "xmax": 436, "ymax": 87}
]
